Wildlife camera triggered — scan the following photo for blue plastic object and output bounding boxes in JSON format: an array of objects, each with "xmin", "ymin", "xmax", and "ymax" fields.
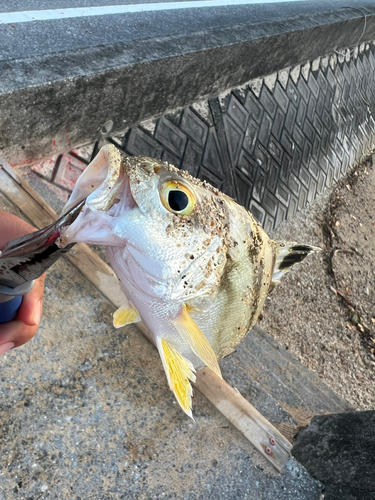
[{"xmin": 0, "ymin": 296, "xmax": 23, "ymax": 323}]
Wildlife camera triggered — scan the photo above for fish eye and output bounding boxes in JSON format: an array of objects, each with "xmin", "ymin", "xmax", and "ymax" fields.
[
  {"xmin": 160, "ymin": 180, "xmax": 196, "ymax": 215},
  {"xmin": 168, "ymin": 190, "xmax": 189, "ymax": 211}
]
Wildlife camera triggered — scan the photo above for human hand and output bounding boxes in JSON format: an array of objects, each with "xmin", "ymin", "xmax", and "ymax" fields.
[{"xmin": 0, "ymin": 211, "xmax": 45, "ymax": 355}]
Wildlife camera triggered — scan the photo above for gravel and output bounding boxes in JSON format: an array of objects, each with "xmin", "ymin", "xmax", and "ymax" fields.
[{"xmin": 262, "ymin": 156, "xmax": 375, "ymax": 411}]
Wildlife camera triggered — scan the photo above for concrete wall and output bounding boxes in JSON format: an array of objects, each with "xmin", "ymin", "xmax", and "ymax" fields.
[{"xmin": 3, "ymin": 1, "xmax": 375, "ymax": 227}]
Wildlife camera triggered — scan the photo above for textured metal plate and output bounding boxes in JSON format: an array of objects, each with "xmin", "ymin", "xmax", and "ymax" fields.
[{"xmin": 28, "ymin": 42, "xmax": 375, "ymax": 230}]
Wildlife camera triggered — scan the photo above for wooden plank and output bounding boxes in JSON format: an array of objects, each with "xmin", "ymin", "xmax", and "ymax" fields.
[
  {"xmin": 0, "ymin": 160, "xmax": 291, "ymax": 472},
  {"xmin": 0, "ymin": 162, "xmax": 56, "ymax": 227},
  {"xmin": 194, "ymin": 367, "xmax": 292, "ymax": 472},
  {"xmin": 1, "ymin": 161, "xmax": 57, "ymax": 219}
]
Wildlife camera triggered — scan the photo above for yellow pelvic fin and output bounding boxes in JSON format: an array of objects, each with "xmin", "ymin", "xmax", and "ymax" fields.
[
  {"xmin": 160, "ymin": 338, "xmax": 196, "ymax": 419},
  {"xmin": 113, "ymin": 303, "xmax": 141, "ymax": 328},
  {"xmin": 172, "ymin": 305, "xmax": 222, "ymax": 379}
]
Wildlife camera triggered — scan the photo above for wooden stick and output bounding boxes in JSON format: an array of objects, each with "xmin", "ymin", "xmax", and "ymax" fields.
[
  {"xmin": 194, "ymin": 368, "xmax": 292, "ymax": 472},
  {"xmin": 0, "ymin": 159, "xmax": 291, "ymax": 472}
]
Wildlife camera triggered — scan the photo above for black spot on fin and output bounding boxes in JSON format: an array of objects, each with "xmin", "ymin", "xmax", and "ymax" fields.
[
  {"xmin": 278, "ymin": 252, "xmax": 309, "ymax": 270},
  {"xmin": 272, "ymin": 242, "xmax": 320, "ymax": 285},
  {"xmin": 290, "ymin": 245, "xmax": 314, "ymax": 253}
]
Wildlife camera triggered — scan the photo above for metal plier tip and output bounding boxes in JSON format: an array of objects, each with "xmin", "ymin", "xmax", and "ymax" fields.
[{"xmin": 0, "ymin": 200, "xmax": 85, "ymax": 296}]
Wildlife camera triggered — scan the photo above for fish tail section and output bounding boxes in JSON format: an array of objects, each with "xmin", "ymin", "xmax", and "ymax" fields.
[
  {"xmin": 113, "ymin": 303, "xmax": 141, "ymax": 328},
  {"xmin": 158, "ymin": 338, "xmax": 196, "ymax": 419},
  {"xmin": 272, "ymin": 242, "xmax": 320, "ymax": 286},
  {"xmin": 172, "ymin": 305, "xmax": 222, "ymax": 379}
]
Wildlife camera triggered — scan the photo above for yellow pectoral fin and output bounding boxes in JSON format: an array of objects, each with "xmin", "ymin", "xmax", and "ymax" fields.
[
  {"xmin": 159, "ymin": 339, "xmax": 196, "ymax": 419},
  {"xmin": 172, "ymin": 305, "xmax": 222, "ymax": 379},
  {"xmin": 113, "ymin": 304, "xmax": 141, "ymax": 328}
]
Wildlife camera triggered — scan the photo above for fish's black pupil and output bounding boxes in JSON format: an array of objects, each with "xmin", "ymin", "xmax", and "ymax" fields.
[{"xmin": 168, "ymin": 190, "xmax": 189, "ymax": 212}]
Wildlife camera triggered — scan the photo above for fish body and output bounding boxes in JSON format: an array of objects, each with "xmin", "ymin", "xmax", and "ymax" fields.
[{"xmin": 60, "ymin": 145, "xmax": 318, "ymax": 417}]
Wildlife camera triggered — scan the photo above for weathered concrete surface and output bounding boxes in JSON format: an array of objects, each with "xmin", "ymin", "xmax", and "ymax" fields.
[
  {"xmin": 0, "ymin": 195, "xmax": 324, "ymax": 498},
  {"xmin": 1, "ymin": 1, "xmax": 375, "ymax": 164},
  {"xmin": 292, "ymin": 411, "xmax": 375, "ymax": 500}
]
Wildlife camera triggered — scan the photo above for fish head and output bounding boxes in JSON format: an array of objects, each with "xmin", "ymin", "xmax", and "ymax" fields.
[{"xmin": 60, "ymin": 145, "xmax": 235, "ymax": 300}]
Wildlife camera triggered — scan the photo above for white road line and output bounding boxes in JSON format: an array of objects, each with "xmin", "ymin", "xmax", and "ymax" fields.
[{"xmin": 0, "ymin": 0, "xmax": 305, "ymax": 24}]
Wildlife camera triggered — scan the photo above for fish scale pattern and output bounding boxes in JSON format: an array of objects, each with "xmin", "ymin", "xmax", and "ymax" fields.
[{"xmin": 28, "ymin": 44, "xmax": 375, "ymax": 230}]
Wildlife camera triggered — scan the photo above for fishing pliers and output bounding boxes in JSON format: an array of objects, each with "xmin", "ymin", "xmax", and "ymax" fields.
[{"xmin": 0, "ymin": 200, "xmax": 85, "ymax": 323}]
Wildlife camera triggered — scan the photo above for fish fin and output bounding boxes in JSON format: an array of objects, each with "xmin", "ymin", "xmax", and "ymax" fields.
[
  {"xmin": 159, "ymin": 338, "xmax": 196, "ymax": 419},
  {"xmin": 113, "ymin": 304, "xmax": 141, "ymax": 328},
  {"xmin": 172, "ymin": 305, "xmax": 222, "ymax": 379},
  {"xmin": 272, "ymin": 243, "xmax": 320, "ymax": 286}
]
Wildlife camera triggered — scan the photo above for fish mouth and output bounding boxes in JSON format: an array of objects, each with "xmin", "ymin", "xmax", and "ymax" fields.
[
  {"xmin": 58, "ymin": 145, "xmax": 138, "ymax": 247},
  {"xmin": 61, "ymin": 145, "xmax": 137, "ymax": 216}
]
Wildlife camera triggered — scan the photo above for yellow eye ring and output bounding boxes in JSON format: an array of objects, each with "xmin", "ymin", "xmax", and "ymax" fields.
[{"xmin": 160, "ymin": 180, "xmax": 196, "ymax": 215}]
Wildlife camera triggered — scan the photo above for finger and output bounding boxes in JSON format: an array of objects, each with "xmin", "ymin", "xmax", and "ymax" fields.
[
  {"xmin": 0, "ymin": 276, "xmax": 45, "ymax": 354},
  {"xmin": 0, "ymin": 213, "xmax": 44, "ymax": 356},
  {"xmin": 0, "ymin": 320, "xmax": 39, "ymax": 353},
  {"xmin": 0, "ymin": 211, "xmax": 36, "ymax": 246},
  {"xmin": 17, "ymin": 275, "xmax": 46, "ymax": 326}
]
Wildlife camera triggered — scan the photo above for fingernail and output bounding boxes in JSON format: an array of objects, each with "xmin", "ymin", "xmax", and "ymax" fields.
[
  {"xmin": 0, "ymin": 342, "xmax": 15, "ymax": 356},
  {"xmin": 33, "ymin": 300, "xmax": 43, "ymax": 325}
]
